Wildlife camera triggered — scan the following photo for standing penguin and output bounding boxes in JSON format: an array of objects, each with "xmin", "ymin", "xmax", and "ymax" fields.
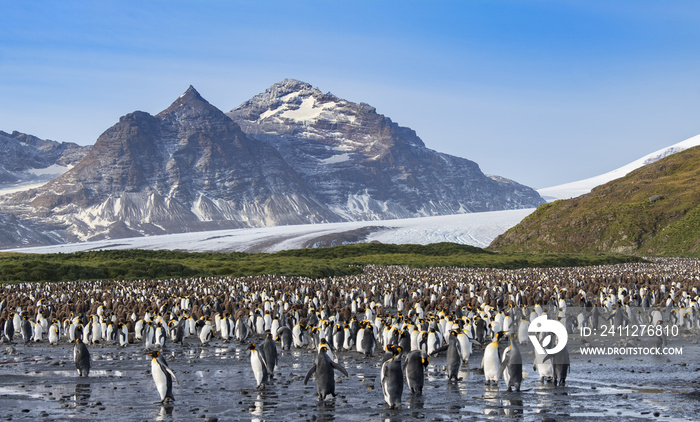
[
  {"xmin": 404, "ymin": 350, "xmax": 428, "ymax": 395},
  {"xmin": 332, "ymin": 324, "xmax": 345, "ymax": 352},
  {"xmin": 3, "ymin": 314, "xmax": 14, "ymax": 343},
  {"xmin": 517, "ymin": 318, "xmax": 529, "ymax": 345},
  {"xmin": 117, "ymin": 322, "xmax": 129, "ymax": 347},
  {"xmin": 304, "ymin": 345, "xmax": 349, "ymax": 401},
  {"xmin": 498, "ymin": 333, "xmax": 523, "ymax": 391},
  {"xmin": 246, "ymin": 343, "xmax": 269, "ymax": 389},
  {"xmin": 360, "ymin": 324, "xmax": 377, "ymax": 357},
  {"xmin": 431, "ymin": 330, "xmax": 462, "ymax": 381},
  {"xmin": 547, "ymin": 337, "xmax": 570, "ymax": 386},
  {"xmin": 21, "ymin": 316, "xmax": 32, "ymax": 345},
  {"xmin": 381, "ymin": 345, "xmax": 404, "ymax": 409},
  {"xmin": 146, "ymin": 350, "xmax": 178, "ymax": 403},
  {"xmin": 481, "ymin": 331, "xmax": 502, "ymax": 386},
  {"xmin": 48, "ymin": 323, "xmax": 59, "ymax": 345},
  {"xmin": 261, "ymin": 332, "xmax": 278, "ymax": 380},
  {"xmin": 275, "ymin": 325, "xmax": 293, "ymax": 350},
  {"xmin": 74, "ymin": 338, "xmax": 91, "ymax": 377},
  {"xmin": 199, "ymin": 322, "xmax": 214, "ymax": 345}
]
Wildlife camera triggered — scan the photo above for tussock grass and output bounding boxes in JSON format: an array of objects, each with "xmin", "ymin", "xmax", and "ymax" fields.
[{"xmin": 0, "ymin": 242, "xmax": 641, "ymax": 283}]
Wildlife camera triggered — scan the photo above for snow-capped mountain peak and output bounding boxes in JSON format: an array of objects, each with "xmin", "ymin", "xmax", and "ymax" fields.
[{"xmin": 229, "ymin": 80, "xmax": 543, "ymax": 220}]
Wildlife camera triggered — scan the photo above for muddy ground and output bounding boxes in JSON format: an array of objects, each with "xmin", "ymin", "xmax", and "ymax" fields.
[{"xmin": 0, "ymin": 330, "xmax": 698, "ymax": 422}]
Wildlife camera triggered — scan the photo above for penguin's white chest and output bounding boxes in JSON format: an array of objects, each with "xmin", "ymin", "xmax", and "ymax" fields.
[
  {"xmin": 151, "ymin": 359, "xmax": 168, "ymax": 400},
  {"xmin": 199, "ymin": 325, "xmax": 211, "ymax": 344},
  {"xmin": 483, "ymin": 343, "xmax": 500, "ymax": 381},
  {"xmin": 251, "ymin": 351, "xmax": 265, "ymax": 386}
]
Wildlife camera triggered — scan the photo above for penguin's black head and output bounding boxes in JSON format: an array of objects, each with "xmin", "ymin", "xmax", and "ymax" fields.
[
  {"xmin": 146, "ymin": 350, "xmax": 159, "ymax": 358},
  {"xmin": 246, "ymin": 343, "xmax": 256, "ymax": 351}
]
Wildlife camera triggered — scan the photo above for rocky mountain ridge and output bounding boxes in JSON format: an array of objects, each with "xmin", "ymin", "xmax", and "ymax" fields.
[
  {"xmin": 0, "ymin": 80, "xmax": 544, "ymax": 247},
  {"xmin": 0, "ymin": 130, "xmax": 90, "ymax": 188},
  {"xmin": 228, "ymin": 79, "xmax": 544, "ymax": 220}
]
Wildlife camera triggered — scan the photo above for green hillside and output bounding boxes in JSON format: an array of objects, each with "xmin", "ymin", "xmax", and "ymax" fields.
[{"xmin": 490, "ymin": 145, "xmax": 700, "ymax": 256}]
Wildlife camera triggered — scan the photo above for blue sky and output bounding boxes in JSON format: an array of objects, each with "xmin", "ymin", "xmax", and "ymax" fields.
[{"xmin": 2, "ymin": 1, "xmax": 700, "ymax": 188}]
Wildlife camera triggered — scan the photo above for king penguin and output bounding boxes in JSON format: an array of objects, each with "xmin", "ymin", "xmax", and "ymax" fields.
[
  {"xmin": 276, "ymin": 325, "xmax": 293, "ymax": 350},
  {"xmin": 481, "ymin": 331, "xmax": 502, "ymax": 386},
  {"xmin": 3, "ymin": 313, "xmax": 14, "ymax": 343},
  {"xmin": 304, "ymin": 345, "xmax": 349, "ymax": 400},
  {"xmin": 381, "ymin": 345, "xmax": 404, "ymax": 408},
  {"xmin": 432, "ymin": 330, "xmax": 462, "ymax": 381},
  {"xmin": 74, "ymin": 338, "xmax": 91, "ymax": 377},
  {"xmin": 21, "ymin": 316, "xmax": 32, "ymax": 345},
  {"xmin": 246, "ymin": 343, "xmax": 269, "ymax": 389},
  {"xmin": 547, "ymin": 336, "xmax": 570, "ymax": 386},
  {"xmin": 404, "ymin": 349, "xmax": 428, "ymax": 395},
  {"xmin": 498, "ymin": 333, "xmax": 523, "ymax": 391},
  {"xmin": 517, "ymin": 318, "xmax": 529, "ymax": 345},
  {"xmin": 261, "ymin": 332, "xmax": 278, "ymax": 380},
  {"xmin": 146, "ymin": 350, "xmax": 178, "ymax": 403}
]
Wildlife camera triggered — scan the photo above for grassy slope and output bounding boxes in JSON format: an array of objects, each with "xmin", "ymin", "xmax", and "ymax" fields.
[
  {"xmin": 0, "ymin": 243, "xmax": 640, "ymax": 283},
  {"xmin": 490, "ymin": 145, "xmax": 700, "ymax": 256}
]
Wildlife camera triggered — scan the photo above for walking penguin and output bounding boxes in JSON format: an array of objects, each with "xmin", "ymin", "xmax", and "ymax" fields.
[
  {"xmin": 146, "ymin": 350, "xmax": 178, "ymax": 403},
  {"xmin": 304, "ymin": 345, "xmax": 349, "ymax": 401}
]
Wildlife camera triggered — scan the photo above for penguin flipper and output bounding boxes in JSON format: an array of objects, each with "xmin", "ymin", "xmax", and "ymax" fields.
[
  {"xmin": 431, "ymin": 344, "xmax": 448, "ymax": 356},
  {"xmin": 330, "ymin": 360, "xmax": 349, "ymax": 377},
  {"xmin": 158, "ymin": 357, "xmax": 179, "ymax": 385},
  {"xmin": 166, "ymin": 366, "xmax": 179, "ymax": 385},
  {"xmin": 304, "ymin": 364, "xmax": 316, "ymax": 385}
]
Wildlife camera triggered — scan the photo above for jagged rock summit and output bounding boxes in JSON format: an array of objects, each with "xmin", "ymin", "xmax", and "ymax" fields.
[
  {"xmin": 1, "ymin": 86, "xmax": 336, "ymax": 242},
  {"xmin": 228, "ymin": 79, "xmax": 544, "ymax": 219}
]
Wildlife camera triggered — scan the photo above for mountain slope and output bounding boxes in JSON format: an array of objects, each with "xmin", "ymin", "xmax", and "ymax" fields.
[
  {"xmin": 228, "ymin": 79, "xmax": 544, "ymax": 219},
  {"xmin": 1, "ymin": 86, "xmax": 337, "ymax": 242},
  {"xmin": 538, "ymin": 133, "xmax": 700, "ymax": 201},
  {"xmin": 490, "ymin": 145, "xmax": 700, "ymax": 256}
]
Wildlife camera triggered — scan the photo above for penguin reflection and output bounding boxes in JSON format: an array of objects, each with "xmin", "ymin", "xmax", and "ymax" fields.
[
  {"xmin": 73, "ymin": 383, "xmax": 91, "ymax": 407},
  {"xmin": 503, "ymin": 398, "xmax": 524, "ymax": 416},
  {"xmin": 156, "ymin": 404, "xmax": 174, "ymax": 421}
]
